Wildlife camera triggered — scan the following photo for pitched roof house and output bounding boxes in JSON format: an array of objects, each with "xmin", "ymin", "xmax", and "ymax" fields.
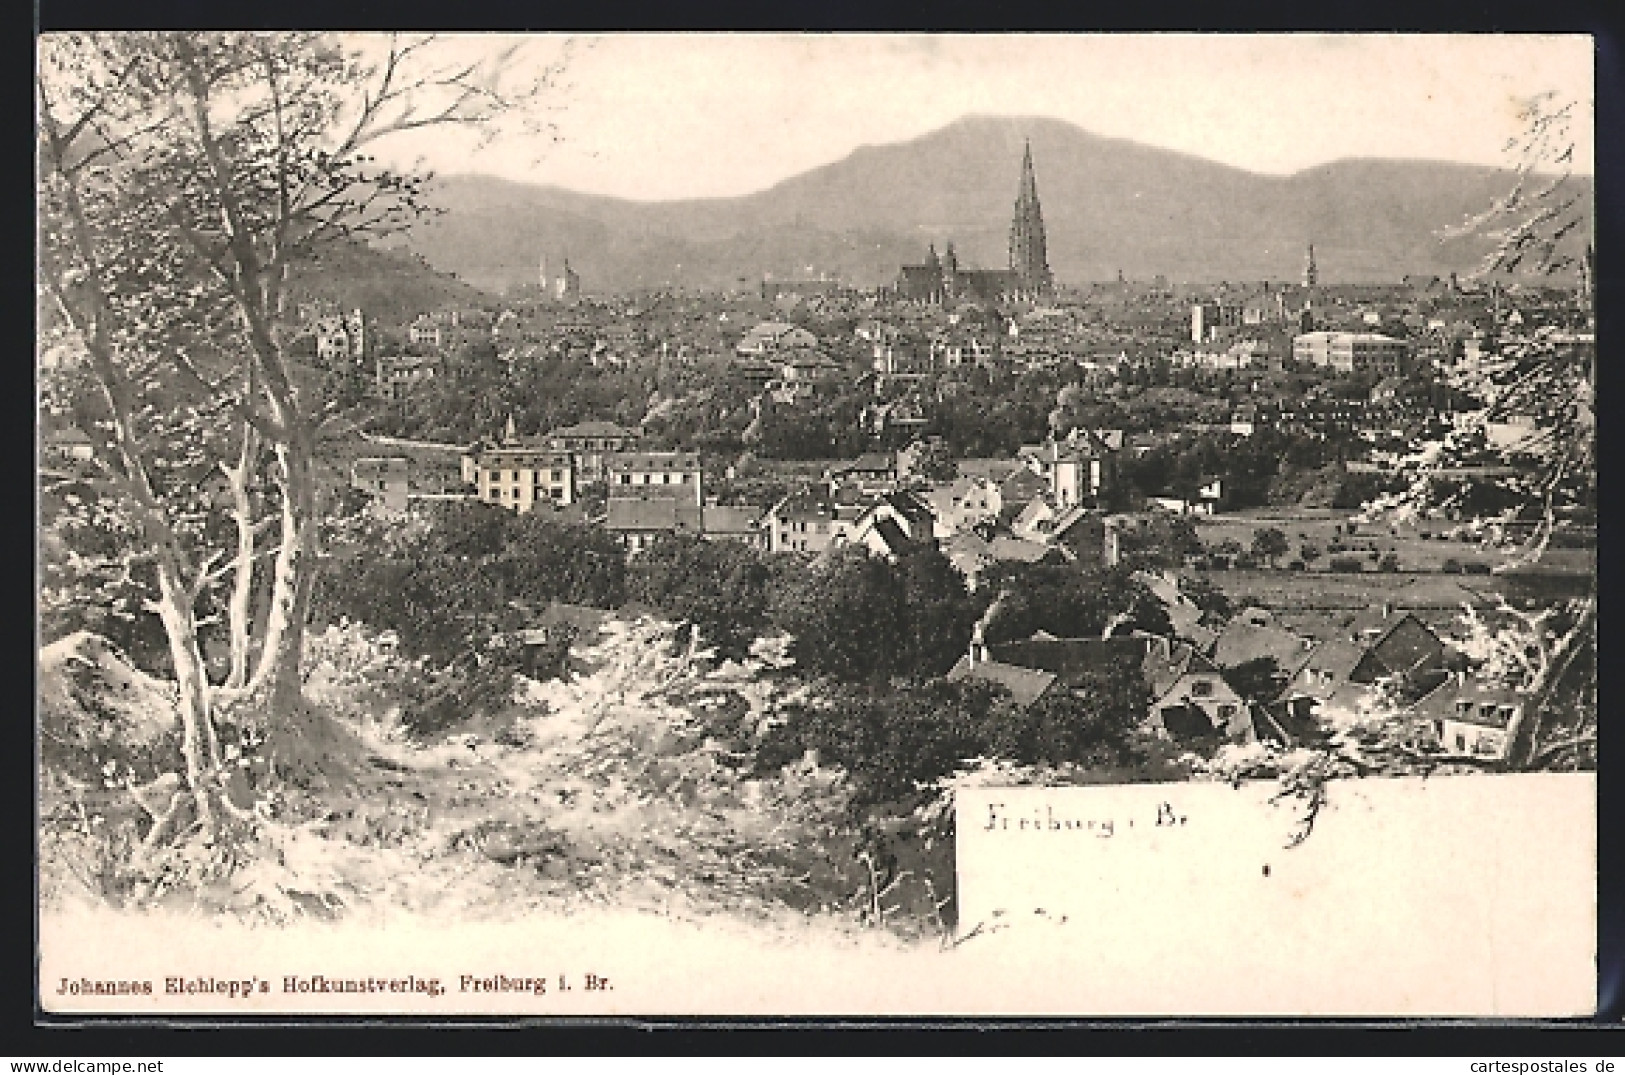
[
  {"xmin": 604, "ymin": 451, "xmax": 704, "ymax": 506},
  {"xmin": 605, "ymin": 497, "xmax": 703, "ymax": 554},
  {"xmin": 1343, "ymin": 610, "xmax": 1449, "ymax": 690},
  {"xmin": 1139, "ymin": 634, "xmax": 1252, "ymax": 742},
  {"xmin": 1409, "ymin": 678, "xmax": 1525, "ymax": 761},
  {"xmin": 947, "ymin": 631, "xmax": 1143, "ymax": 712},
  {"xmin": 1018, "ymin": 429, "xmax": 1121, "ymax": 508},
  {"xmin": 850, "ymin": 513, "xmax": 914, "ymax": 560},
  {"xmin": 983, "ymin": 634, "xmax": 1147, "ymax": 684},
  {"xmin": 699, "ymin": 504, "xmax": 768, "ymax": 550},
  {"xmin": 922, "ymin": 476, "xmax": 1003, "ymax": 538},
  {"xmin": 736, "ymin": 321, "xmax": 818, "ymax": 355},
  {"xmin": 764, "ymin": 485, "xmax": 935, "ymax": 557},
  {"xmin": 1277, "ymin": 608, "xmax": 1453, "ymax": 721},
  {"xmin": 942, "ymin": 532, "xmax": 997, "ymax": 589},
  {"xmin": 833, "ymin": 452, "xmax": 900, "ymax": 491},
  {"xmin": 945, "ymin": 652, "xmax": 1059, "ymax": 710},
  {"xmin": 465, "ymin": 422, "xmax": 576, "ymax": 512},
  {"xmin": 545, "ymin": 419, "xmax": 641, "ymax": 483},
  {"xmin": 1283, "ymin": 639, "xmax": 1368, "ymax": 707},
  {"xmin": 996, "ymin": 467, "xmax": 1050, "ymax": 524},
  {"xmin": 949, "ymin": 628, "xmax": 1253, "ymax": 744}
]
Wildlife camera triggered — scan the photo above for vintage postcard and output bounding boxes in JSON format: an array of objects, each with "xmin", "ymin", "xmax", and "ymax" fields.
[{"xmin": 36, "ymin": 32, "xmax": 1596, "ymax": 1018}]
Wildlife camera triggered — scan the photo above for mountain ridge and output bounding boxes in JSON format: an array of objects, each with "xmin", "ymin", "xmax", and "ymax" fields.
[{"xmin": 388, "ymin": 114, "xmax": 1591, "ymax": 294}]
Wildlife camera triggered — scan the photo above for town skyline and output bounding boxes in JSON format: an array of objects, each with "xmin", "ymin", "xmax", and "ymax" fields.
[{"xmin": 364, "ymin": 34, "xmax": 1596, "ymax": 203}]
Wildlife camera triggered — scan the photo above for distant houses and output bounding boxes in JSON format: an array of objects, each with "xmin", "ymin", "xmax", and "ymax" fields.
[
  {"xmin": 374, "ymin": 354, "xmax": 439, "ymax": 400},
  {"xmin": 767, "ymin": 351, "xmax": 846, "ymax": 404},
  {"xmin": 349, "ymin": 457, "xmax": 410, "ymax": 514},
  {"xmin": 1016, "ymin": 427, "xmax": 1122, "ymax": 509},
  {"xmin": 465, "ymin": 419, "xmax": 576, "ymax": 512},
  {"xmin": 948, "ymin": 629, "xmax": 1254, "ymax": 744},
  {"xmin": 547, "ymin": 421, "xmax": 641, "ymax": 484},
  {"xmin": 408, "ymin": 308, "xmax": 492, "ymax": 351},
  {"xmin": 1292, "ymin": 331, "xmax": 1411, "ymax": 376},
  {"xmin": 42, "ymin": 424, "xmax": 96, "ymax": 465},
  {"xmin": 735, "ymin": 321, "xmax": 818, "ymax": 356},
  {"xmin": 762, "ymin": 485, "xmax": 934, "ymax": 558},
  {"xmin": 314, "ymin": 308, "xmax": 368, "ymax": 363},
  {"xmin": 457, "ymin": 419, "xmax": 777, "ymax": 553}
]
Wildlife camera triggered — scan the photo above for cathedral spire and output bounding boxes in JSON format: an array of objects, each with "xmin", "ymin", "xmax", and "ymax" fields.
[{"xmin": 1009, "ymin": 140, "xmax": 1051, "ymax": 296}]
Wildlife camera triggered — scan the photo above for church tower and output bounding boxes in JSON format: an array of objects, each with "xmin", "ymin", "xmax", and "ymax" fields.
[
  {"xmin": 1302, "ymin": 243, "xmax": 1319, "ymax": 288},
  {"xmin": 1008, "ymin": 140, "xmax": 1052, "ymax": 297}
]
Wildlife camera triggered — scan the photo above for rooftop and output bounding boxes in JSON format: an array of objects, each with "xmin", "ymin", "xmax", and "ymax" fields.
[
  {"xmin": 605, "ymin": 498, "xmax": 703, "ymax": 532},
  {"xmin": 946, "ymin": 655, "xmax": 1057, "ymax": 710},
  {"xmin": 1141, "ymin": 636, "xmax": 1223, "ymax": 698},
  {"xmin": 1286, "ymin": 639, "xmax": 1368, "ymax": 695},
  {"xmin": 1213, "ymin": 621, "xmax": 1314, "ymax": 671},
  {"xmin": 986, "ymin": 635, "xmax": 1148, "ymax": 689},
  {"xmin": 988, "ymin": 536, "xmax": 1050, "ymax": 563},
  {"xmin": 839, "ymin": 452, "xmax": 897, "ymax": 475},
  {"xmin": 701, "ymin": 505, "xmax": 764, "ymax": 534}
]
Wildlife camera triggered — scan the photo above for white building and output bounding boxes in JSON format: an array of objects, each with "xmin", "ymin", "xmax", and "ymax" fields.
[
  {"xmin": 465, "ymin": 419, "xmax": 575, "ymax": 512},
  {"xmin": 1292, "ymin": 331, "xmax": 1411, "ymax": 375},
  {"xmin": 605, "ymin": 452, "xmax": 703, "ymax": 507}
]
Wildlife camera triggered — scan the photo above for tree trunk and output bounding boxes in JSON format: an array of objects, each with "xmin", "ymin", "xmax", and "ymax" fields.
[
  {"xmin": 153, "ymin": 560, "xmax": 215, "ymax": 827},
  {"xmin": 223, "ymin": 464, "xmax": 256, "ymax": 692},
  {"xmin": 228, "ymin": 426, "xmax": 332, "ymax": 783},
  {"xmin": 255, "ymin": 436, "xmax": 318, "ymax": 714}
]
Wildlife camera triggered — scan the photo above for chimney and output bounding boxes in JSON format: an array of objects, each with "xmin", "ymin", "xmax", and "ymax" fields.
[{"xmin": 969, "ymin": 588, "xmax": 1009, "ymax": 666}]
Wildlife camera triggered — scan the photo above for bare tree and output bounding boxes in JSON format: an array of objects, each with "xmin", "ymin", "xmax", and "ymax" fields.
[
  {"xmin": 1421, "ymin": 90, "xmax": 1595, "ymax": 767},
  {"xmin": 38, "ymin": 32, "xmax": 565, "ymax": 829}
]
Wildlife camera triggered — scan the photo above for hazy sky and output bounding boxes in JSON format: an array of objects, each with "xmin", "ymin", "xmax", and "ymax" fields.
[{"xmin": 370, "ymin": 33, "xmax": 1595, "ymax": 202}]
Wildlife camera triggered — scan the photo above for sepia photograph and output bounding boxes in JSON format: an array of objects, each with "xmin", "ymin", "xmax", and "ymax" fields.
[{"xmin": 35, "ymin": 31, "xmax": 1597, "ymax": 1019}]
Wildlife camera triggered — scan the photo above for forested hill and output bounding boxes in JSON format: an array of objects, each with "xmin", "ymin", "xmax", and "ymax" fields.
[{"xmin": 287, "ymin": 240, "xmax": 491, "ymax": 324}]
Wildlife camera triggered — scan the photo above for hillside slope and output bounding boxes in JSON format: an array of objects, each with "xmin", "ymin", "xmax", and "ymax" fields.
[
  {"xmin": 392, "ymin": 115, "xmax": 1591, "ymax": 293},
  {"xmin": 288, "ymin": 240, "xmax": 492, "ymax": 324}
]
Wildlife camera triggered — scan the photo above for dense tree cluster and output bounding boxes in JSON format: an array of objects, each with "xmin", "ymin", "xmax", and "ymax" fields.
[
  {"xmin": 623, "ymin": 533, "xmax": 782, "ymax": 659},
  {"xmin": 977, "ymin": 563, "xmax": 1172, "ymax": 644},
  {"xmin": 312, "ymin": 503, "xmax": 1179, "ymax": 782},
  {"xmin": 315, "ymin": 500, "xmax": 626, "ymax": 664},
  {"xmin": 767, "ymin": 544, "xmax": 984, "ymax": 680},
  {"xmin": 370, "ymin": 341, "xmax": 656, "ymax": 444},
  {"xmin": 754, "ymin": 671, "xmax": 1148, "ymax": 807}
]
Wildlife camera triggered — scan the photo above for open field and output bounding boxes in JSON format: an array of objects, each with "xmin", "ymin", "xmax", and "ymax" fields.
[
  {"xmin": 1194, "ymin": 508, "xmax": 1595, "ymax": 576},
  {"xmin": 1202, "ymin": 569, "xmax": 1512, "ymax": 639}
]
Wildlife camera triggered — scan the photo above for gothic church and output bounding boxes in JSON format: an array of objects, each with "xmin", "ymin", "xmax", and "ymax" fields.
[{"xmin": 894, "ymin": 141, "xmax": 1053, "ymax": 304}]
